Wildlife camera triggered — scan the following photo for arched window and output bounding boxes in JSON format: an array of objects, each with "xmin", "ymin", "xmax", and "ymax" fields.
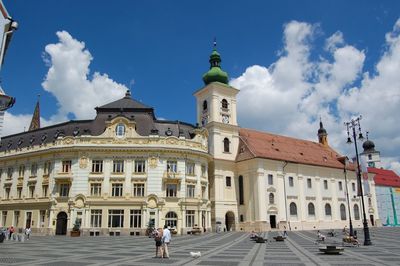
[
  {"xmin": 221, "ymin": 99, "xmax": 228, "ymax": 109},
  {"xmin": 308, "ymin": 203, "xmax": 315, "ymax": 216},
  {"xmin": 289, "ymin": 202, "xmax": 297, "ymax": 216},
  {"xmin": 354, "ymin": 204, "xmax": 360, "ymax": 220},
  {"xmin": 269, "ymin": 193, "xmax": 274, "ymax": 204},
  {"xmin": 340, "ymin": 204, "xmax": 346, "ymax": 220},
  {"xmin": 165, "ymin": 211, "xmax": 178, "ymax": 228},
  {"xmin": 368, "ymin": 198, "xmax": 372, "ymax": 206},
  {"xmin": 115, "ymin": 123, "xmax": 125, "ymax": 137},
  {"xmin": 368, "ymin": 154, "xmax": 372, "ymax": 160},
  {"xmin": 325, "ymin": 203, "xmax": 332, "ymax": 216},
  {"xmin": 223, "ymin": 138, "xmax": 230, "ymax": 153},
  {"xmin": 203, "ymin": 100, "xmax": 207, "ymax": 111},
  {"xmin": 238, "ymin": 175, "xmax": 244, "ymax": 205}
]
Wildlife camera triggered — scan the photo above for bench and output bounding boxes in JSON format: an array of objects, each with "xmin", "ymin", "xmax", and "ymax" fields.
[
  {"xmin": 273, "ymin": 236, "xmax": 286, "ymax": 242},
  {"xmin": 188, "ymin": 228, "xmax": 202, "ymax": 235},
  {"xmin": 319, "ymin": 245, "xmax": 344, "ymax": 255}
]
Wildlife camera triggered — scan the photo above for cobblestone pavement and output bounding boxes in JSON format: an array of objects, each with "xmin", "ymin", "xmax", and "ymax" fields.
[{"xmin": 0, "ymin": 227, "xmax": 399, "ymax": 266}]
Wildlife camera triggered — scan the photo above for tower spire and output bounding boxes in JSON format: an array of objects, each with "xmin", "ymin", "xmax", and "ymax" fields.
[
  {"xmin": 202, "ymin": 39, "xmax": 229, "ymax": 85},
  {"xmin": 318, "ymin": 117, "xmax": 328, "ymax": 146},
  {"xmin": 28, "ymin": 94, "xmax": 40, "ymax": 131}
]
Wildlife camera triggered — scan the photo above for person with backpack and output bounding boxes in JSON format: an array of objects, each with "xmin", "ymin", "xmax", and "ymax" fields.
[{"xmin": 154, "ymin": 228, "xmax": 163, "ymax": 258}]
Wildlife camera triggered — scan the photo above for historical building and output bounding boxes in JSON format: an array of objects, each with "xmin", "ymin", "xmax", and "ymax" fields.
[
  {"xmin": 0, "ymin": 46, "xmax": 380, "ymax": 235},
  {"xmin": 0, "ymin": 91, "xmax": 211, "ymax": 235}
]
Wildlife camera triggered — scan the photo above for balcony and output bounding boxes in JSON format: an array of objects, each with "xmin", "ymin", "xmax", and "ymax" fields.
[{"xmin": 163, "ymin": 171, "xmax": 181, "ymax": 183}]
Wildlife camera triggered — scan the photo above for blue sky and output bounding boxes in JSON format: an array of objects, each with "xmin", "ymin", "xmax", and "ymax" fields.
[{"xmin": 1, "ymin": 0, "xmax": 400, "ymax": 173}]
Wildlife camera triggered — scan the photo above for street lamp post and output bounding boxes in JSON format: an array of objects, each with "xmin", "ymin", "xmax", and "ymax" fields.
[
  {"xmin": 345, "ymin": 115, "xmax": 372, "ymax": 246},
  {"xmin": 339, "ymin": 156, "xmax": 354, "ymax": 237}
]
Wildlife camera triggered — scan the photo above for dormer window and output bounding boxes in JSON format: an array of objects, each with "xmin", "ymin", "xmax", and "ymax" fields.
[
  {"xmin": 221, "ymin": 99, "xmax": 228, "ymax": 109},
  {"xmin": 116, "ymin": 123, "xmax": 125, "ymax": 138}
]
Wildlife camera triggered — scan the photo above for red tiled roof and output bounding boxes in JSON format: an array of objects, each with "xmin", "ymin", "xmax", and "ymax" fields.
[
  {"xmin": 368, "ymin": 167, "xmax": 400, "ymax": 188},
  {"xmin": 237, "ymin": 128, "xmax": 348, "ymax": 169}
]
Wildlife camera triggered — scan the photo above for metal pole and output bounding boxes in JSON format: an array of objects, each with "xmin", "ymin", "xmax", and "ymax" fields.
[
  {"xmin": 343, "ymin": 162, "xmax": 354, "ymax": 236},
  {"xmin": 352, "ymin": 125, "xmax": 372, "ymax": 245}
]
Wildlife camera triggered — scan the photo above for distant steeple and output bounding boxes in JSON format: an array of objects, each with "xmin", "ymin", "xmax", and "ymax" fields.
[
  {"xmin": 318, "ymin": 118, "xmax": 328, "ymax": 146},
  {"xmin": 28, "ymin": 95, "xmax": 40, "ymax": 131},
  {"xmin": 202, "ymin": 39, "xmax": 229, "ymax": 85}
]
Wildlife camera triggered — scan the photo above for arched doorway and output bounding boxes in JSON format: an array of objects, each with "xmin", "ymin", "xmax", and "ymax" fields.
[
  {"xmin": 56, "ymin": 212, "xmax": 68, "ymax": 235},
  {"xmin": 225, "ymin": 211, "xmax": 235, "ymax": 231}
]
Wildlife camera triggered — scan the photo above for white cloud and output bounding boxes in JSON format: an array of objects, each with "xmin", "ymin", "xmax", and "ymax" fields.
[
  {"xmin": 232, "ymin": 19, "xmax": 400, "ymax": 175},
  {"xmin": 2, "ymin": 31, "xmax": 128, "ymax": 137},
  {"xmin": 42, "ymin": 31, "xmax": 127, "ymax": 121}
]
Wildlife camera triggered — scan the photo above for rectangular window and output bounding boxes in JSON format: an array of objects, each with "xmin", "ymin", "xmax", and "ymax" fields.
[
  {"xmin": 62, "ymin": 160, "xmax": 72, "ymax": 173},
  {"xmin": 134, "ymin": 160, "xmax": 146, "ymax": 173},
  {"xmin": 108, "ymin": 209, "xmax": 124, "ymax": 228},
  {"xmin": 40, "ymin": 210, "xmax": 46, "ymax": 227},
  {"xmin": 59, "ymin": 183, "xmax": 70, "ymax": 197},
  {"xmin": 111, "ymin": 183, "xmax": 123, "ymax": 197},
  {"xmin": 288, "ymin": 176, "xmax": 294, "ymax": 187},
  {"xmin": 186, "ymin": 184, "xmax": 195, "ymax": 198},
  {"xmin": 14, "ymin": 211, "xmax": 20, "ymax": 226},
  {"xmin": 90, "ymin": 183, "xmax": 102, "ymax": 196},
  {"xmin": 7, "ymin": 167, "xmax": 13, "ymax": 179},
  {"xmin": 91, "ymin": 209, "xmax": 102, "ymax": 228},
  {"xmin": 324, "ymin": 180, "xmax": 328, "ymax": 190},
  {"xmin": 268, "ymin": 174, "xmax": 273, "ymax": 185},
  {"xmin": 91, "ymin": 160, "xmax": 103, "ymax": 173},
  {"xmin": 226, "ymin": 176, "xmax": 232, "ymax": 187},
  {"xmin": 338, "ymin": 181, "xmax": 343, "ymax": 191},
  {"xmin": 42, "ymin": 185, "xmax": 48, "ymax": 197},
  {"xmin": 113, "ymin": 160, "xmax": 124, "ymax": 173},
  {"xmin": 29, "ymin": 185, "xmax": 35, "ymax": 198},
  {"xmin": 166, "ymin": 184, "xmax": 177, "ymax": 197},
  {"xmin": 201, "ymin": 165, "xmax": 206, "ymax": 177},
  {"xmin": 43, "ymin": 161, "xmax": 51, "ymax": 175},
  {"xmin": 19, "ymin": 165, "xmax": 25, "ymax": 177},
  {"xmin": 5, "ymin": 187, "xmax": 10, "ymax": 199},
  {"xmin": 307, "ymin": 178, "xmax": 312, "ymax": 188},
  {"xmin": 202, "ymin": 186, "xmax": 206, "ymax": 199},
  {"xmin": 167, "ymin": 161, "xmax": 177, "ymax": 173},
  {"xmin": 2, "ymin": 211, "xmax": 7, "ymax": 225},
  {"xmin": 130, "ymin": 209, "xmax": 142, "ymax": 228},
  {"xmin": 133, "ymin": 183, "xmax": 145, "ymax": 197},
  {"xmin": 30, "ymin": 163, "xmax": 38, "ymax": 176},
  {"xmin": 186, "ymin": 163, "xmax": 195, "ymax": 175},
  {"xmin": 186, "ymin": 210, "xmax": 195, "ymax": 228},
  {"xmin": 352, "ymin": 182, "xmax": 356, "ymax": 192},
  {"xmin": 17, "ymin": 187, "xmax": 22, "ymax": 199}
]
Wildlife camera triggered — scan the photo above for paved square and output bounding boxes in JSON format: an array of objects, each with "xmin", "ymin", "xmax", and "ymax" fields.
[{"xmin": 0, "ymin": 227, "xmax": 399, "ymax": 265}]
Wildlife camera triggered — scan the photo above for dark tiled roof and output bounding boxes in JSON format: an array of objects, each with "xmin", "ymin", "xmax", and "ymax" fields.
[
  {"xmin": 0, "ymin": 93, "xmax": 197, "ymax": 152},
  {"xmin": 237, "ymin": 128, "xmax": 346, "ymax": 169}
]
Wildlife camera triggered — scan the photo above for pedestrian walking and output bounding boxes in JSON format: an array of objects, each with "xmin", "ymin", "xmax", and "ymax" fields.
[
  {"xmin": 162, "ymin": 225, "xmax": 171, "ymax": 259},
  {"xmin": 9, "ymin": 226, "xmax": 15, "ymax": 240},
  {"xmin": 283, "ymin": 226, "xmax": 288, "ymax": 237},
  {"xmin": 154, "ymin": 228, "xmax": 163, "ymax": 258},
  {"xmin": 25, "ymin": 227, "xmax": 31, "ymax": 240}
]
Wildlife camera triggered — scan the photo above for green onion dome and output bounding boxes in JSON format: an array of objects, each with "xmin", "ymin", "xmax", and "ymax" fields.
[{"xmin": 202, "ymin": 48, "xmax": 229, "ymax": 85}]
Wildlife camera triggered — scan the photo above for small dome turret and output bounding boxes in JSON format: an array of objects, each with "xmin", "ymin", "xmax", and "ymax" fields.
[{"xmin": 202, "ymin": 41, "xmax": 229, "ymax": 85}]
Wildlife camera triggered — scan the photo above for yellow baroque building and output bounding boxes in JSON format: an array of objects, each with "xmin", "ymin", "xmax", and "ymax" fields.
[{"xmin": 0, "ymin": 47, "xmax": 380, "ymax": 235}]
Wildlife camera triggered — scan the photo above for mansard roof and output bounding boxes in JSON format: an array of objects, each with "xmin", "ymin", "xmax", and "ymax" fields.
[
  {"xmin": 237, "ymin": 128, "xmax": 346, "ymax": 169},
  {"xmin": 0, "ymin": 92, "xmax": 197, "ymax": 151}
]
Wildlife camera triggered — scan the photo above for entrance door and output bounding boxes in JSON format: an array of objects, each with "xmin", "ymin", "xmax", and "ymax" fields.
[
  {"xmin": 56, "ymin": 212, "xmax": 68, "ymax": 235},
  {"xmin": 270, "ymin": 215, "xmax": 276, "ymax": 229},
  {"xmin": 225, "ymin": 212, "xmax": 235, "ymax": 231},
  {"xmin": 25, "ymin": 211, "xmax": 32, "ymax": 228}
]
